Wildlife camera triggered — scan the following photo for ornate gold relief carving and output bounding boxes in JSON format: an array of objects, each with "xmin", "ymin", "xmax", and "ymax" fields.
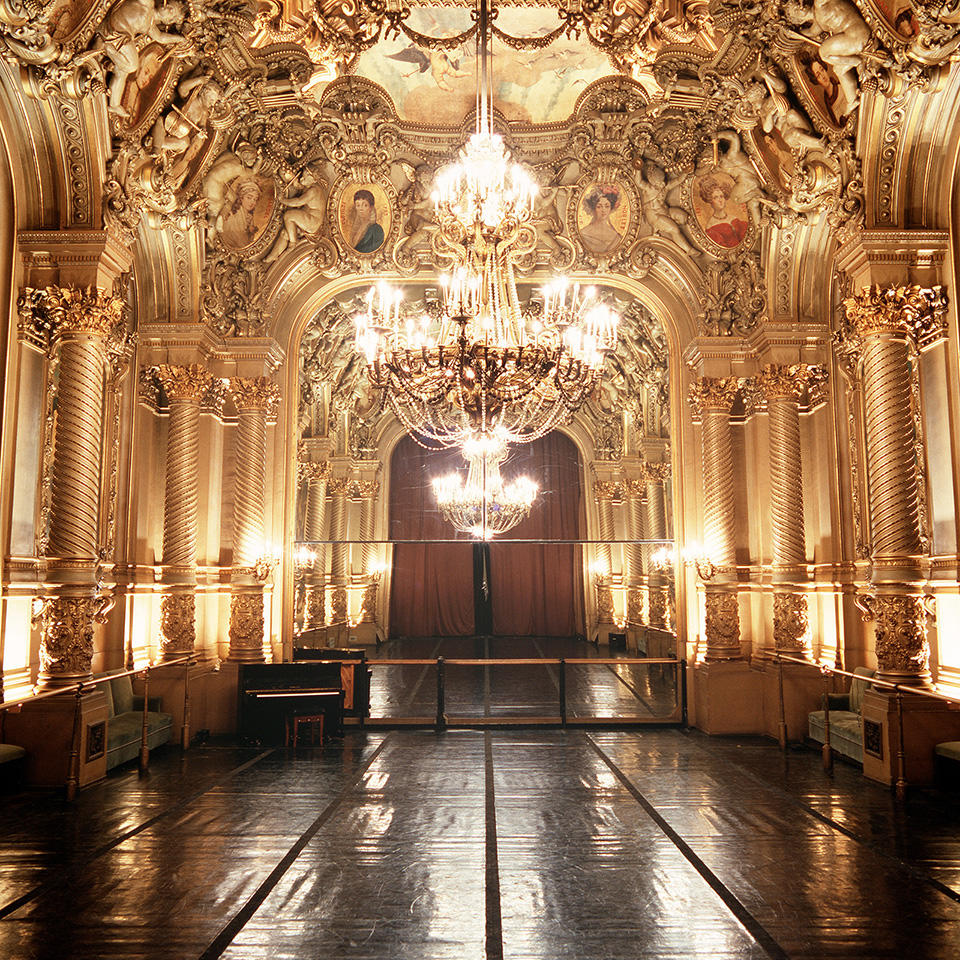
[
  {"xmin": 688, "ymin": 376, "xmax": 741, "ymax": 419},
  {"xmin": 18, "ymin": 285, "xmax": 126, "ymax": 347},
  {"xmin": 841, "ymin": 284, "xmax": 948, "ymax": 347},
  {"xmin": 704, "ymin": 590, "xmax": 740, "ymax": 659},
  {"xmin": 596, "ymin": 580, "xmax": 615, "ymax": 623},
  {"xmin": 159, "ymin": 591, "xmax": 196, "ymax": 659},
  {"xmin": 857, "ymin": 593, "xmax": 930, "ymax": 679},
  {"xmin": 773, "ymin": 592, "xmax": 810, "ymax": 653},
  {"xmin": 230, "ymin": 376, "xmax": 281, "ymax": 414},
  {"xmin": 154, "ymin": 364, "xmax": 215, "ymax": 403},
  {"xmin": 330, "ymin": 585, "xmax": 348, "ymax": 624},
  {"xmin": 34, "ymin": 593, "xmax": 111, "ymax": 684},
  {"xmin": 229, "ymin": 591, "xmax": 265, "ymax": 660},
  {"xmin": 360, "ymin": 583, "xmax": 378, "ymax": 624}
]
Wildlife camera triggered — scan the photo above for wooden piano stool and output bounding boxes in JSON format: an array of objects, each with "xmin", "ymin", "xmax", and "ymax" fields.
[{"xmin": 287, "ymin": 714, "xmax": 324, "ymax": 748}]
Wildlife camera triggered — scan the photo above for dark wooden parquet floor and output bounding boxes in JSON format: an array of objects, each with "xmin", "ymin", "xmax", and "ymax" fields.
[{"xmin": 2, "ymin": 641, "xmax": 960, "ymax": 959}]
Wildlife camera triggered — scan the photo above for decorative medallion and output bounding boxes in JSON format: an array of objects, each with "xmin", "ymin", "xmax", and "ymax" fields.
[{"xmin": 689, "ymin": 168, "xmax": 752, "ymax": 253}]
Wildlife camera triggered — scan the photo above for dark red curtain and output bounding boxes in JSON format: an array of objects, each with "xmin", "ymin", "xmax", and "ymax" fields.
[
  {"xmin": 388, "ymin": 436, "xmax": 475, "ymax": 637},
  {"xmin": 489, "ymin": 432, "xmax": 585, "ymax": 637}
]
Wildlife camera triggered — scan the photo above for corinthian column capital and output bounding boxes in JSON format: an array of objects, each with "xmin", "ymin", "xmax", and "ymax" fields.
[
  {"xmin": 299, "ymin": 460, "xmax": 331, "ymax": 483},
  {"xmin": 18, "ymin": 284, "xmax": 126, "ymax": 346},
  {"xmin": 155, "ymin": 364, "xmax": 214, "ymax": 403},
  {"xmin": 638, "ymin": 461, "xmax": 670, "ymax": 484},
  {"xmin": 594, "ymin": 479, "xmax": 621, "ymax": 502},
  {"xmin": 842, "ymin": 285, "xmax": 947, "ymax": 346},
  {"xmin": 229, "ymin": 376, "xmax": 281, "ymax": 414},
  {"xmin": 756, "ymin": 363, "xmax": 829, "ymax": 404},
  {"xmin": 688, "ymin": 376, "xmax": 741, "ymax": 418}
]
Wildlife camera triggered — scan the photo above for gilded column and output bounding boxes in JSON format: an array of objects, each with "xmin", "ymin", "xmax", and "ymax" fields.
[
  {"xmin": 155, "ymin": 363, "xmax": 213, "ymax": 660},
  {"xmin": 300, "ymin": 461, "xmax": 330, "ymax": 630},
  {"xmin": 624, "ymin": 478, "xmax": 646, "ymax": 627},
  {"xmin": 689, "ymin": 377, "xmax": 741, "ymax": 660},
  {"xmin": 642, "ymin": 462, "xmax": 670, "ymax": 630},
  {"xmin": 759, "ymin": 364, "xmax": 827, "ymax": 655},
  {"xmin": 841, "ymin": 285, "xmax": 947, "ymax": 684},
  {"xmin": 227, "ymin": 377, "xmax": 279, "ymax": 663},
  {"xmin": 19, "ymin": 286, "xmax": 125, "ymax": 686},
  {"xmin": 355, "ymin": 479, "xmax": 380, "ymax": 623},
  {"xmin": 327, "ymin": 476, "xmax": 350, "ymax": 624}
]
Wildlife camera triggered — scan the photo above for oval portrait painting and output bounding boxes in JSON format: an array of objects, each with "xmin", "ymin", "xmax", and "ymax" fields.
[
  {"xmin": 795, "ymin": 45, "xmax": 851, "ymax": 130},
  {"xmin": 339, "ymin": 183, "xmax": 390, "ymax": 255},
  {"xmin": 218, "ymin": 175, "xmax": 276, "ymax": 250},
  {"xmin": 691, "ymin": 170, "xmax": 750, "ymax": 250},
  {"xmin": 576, "ymin": 183, "xmax": 631, "ymax": 258}
]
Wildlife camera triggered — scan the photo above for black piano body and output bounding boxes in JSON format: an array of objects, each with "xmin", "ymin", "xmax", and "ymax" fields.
[
  {"xmin": 292, "ymin": 639, "xmax": 372, "ymax": 720},
  {"xmin": 238, "ymin": 662, "xmax": 345, "ymax": 744}
]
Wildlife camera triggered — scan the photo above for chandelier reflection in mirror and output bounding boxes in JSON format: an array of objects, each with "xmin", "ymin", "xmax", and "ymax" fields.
[
  {"xmin": 353, "ymin": 0, "xmax": 619, "ymax": 451},
  {"xmin": 431, "ymin": 433, "xmax": 538, "ymax": 539}
]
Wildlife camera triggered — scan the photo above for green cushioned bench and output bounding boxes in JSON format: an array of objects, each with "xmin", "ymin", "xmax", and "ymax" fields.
[
  {"xmin": 808, "ymin": 667, "xmax": 876, "ymax": 764},
  {"xmin": 97, "ymin": 673, "xmax": 173, "ymax": 771},
  {"xmin": 0, "ymin": 742, "xmax": 26, "ymax": 786}
]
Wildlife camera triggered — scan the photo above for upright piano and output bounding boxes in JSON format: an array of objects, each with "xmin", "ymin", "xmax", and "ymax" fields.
[{"xmin": 238, "ymin": 662, "xmax": 345, "ymax": 744}]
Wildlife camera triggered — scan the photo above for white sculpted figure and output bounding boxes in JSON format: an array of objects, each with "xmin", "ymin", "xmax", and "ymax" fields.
[
  {"xmin": 636, "ymin": 161, "xmax": 697, "ymax": 255},
  {"xmin": 785, "ymin": 0, "xmax": 871, "ymax": 105},
  {"xmin": 265, "ymin": 166, "xmax": 328, "ymax": 261},
  {"xmin": 713, "ymin": 131, "xmax": 769, "ymax": 228},
  {"xmin": 97, "ymin": 0, "xmax": 185, "ymax": 118}
]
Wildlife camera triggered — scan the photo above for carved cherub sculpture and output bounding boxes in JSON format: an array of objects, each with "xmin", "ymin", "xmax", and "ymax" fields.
[
  {"xmin": 265, "ymin": 165, "xmax": 328, "ymax": 262},
  {"xmin": 636, "ymin": 160, "xmax": 698, "ymax": 255},
  {"xmin": 783, "ymin": 0, "xmax": 871, "ymax": 106}
]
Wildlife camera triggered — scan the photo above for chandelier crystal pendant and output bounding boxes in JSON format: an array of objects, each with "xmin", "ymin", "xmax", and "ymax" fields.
[
  {"xmin": 432, "ymin": 433, "xmax": 538, "ymax": 539},
  {"xmin": 353, "ymin": 0, "xmax": 619, "ymax": 451}
]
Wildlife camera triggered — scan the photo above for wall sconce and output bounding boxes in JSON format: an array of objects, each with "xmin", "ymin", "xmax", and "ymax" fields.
[
  {"xmin": 682, "ymin": 544, "xmax": 716, "ymax": 581},
  {"xmin": 650, "ymin": 547, "xmax": 673, "ymax": 573},
  {"xmin": 253, "ymin": 556, "xmax": 279, "ymax": 581},
  {"xmin": 294, "ymin": 545, "xmax": 317, "ymax": 569}
]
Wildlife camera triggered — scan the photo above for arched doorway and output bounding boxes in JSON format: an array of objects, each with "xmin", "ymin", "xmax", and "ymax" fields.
[{"xmin": 388, "ymin": 432, "xmax": 585, "ymax": 638}]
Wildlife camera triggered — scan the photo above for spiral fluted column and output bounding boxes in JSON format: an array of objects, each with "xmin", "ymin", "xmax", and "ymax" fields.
[
  {"xmin": 155, "ymin": 364, "xmax": 213, "ymax": 660},
  {"xmin": 227, "ymin": 377, "xmax": 279, "ymax": 662},
  {"xmin": 593, "ymin": 480, "xmax": 617, "ymax": 626},
  {"xmin": 354, "ymin": 479, "xmax": 380, "ymax": 623},
  {"xmin": 328, "ymin": 477, "xmax": 350, "ymax": 624},
  {"xmin": 624, "ymin": 479, "xmax": 646, "ymax": 626},
  {"xmin": 19, "ymin": 286, "xmax": 126, "ymax": 686},
  {"xmin": 642, "ymin": 463, "xmax": 670, "ymax": 630},
  {"xmin": 841, "ymin": 285, "xmax": 947, "ymax": 684},
  {"xmin": 759, "ymin": 364, "xmax": 827, "ymax": 655},
  {"xmin": 301, "ymin": 462, "xmax": 329, "ymax": 630},
  {"xmin": 689, "ymin": 377, "xmax": 741, "ymax": 660}
]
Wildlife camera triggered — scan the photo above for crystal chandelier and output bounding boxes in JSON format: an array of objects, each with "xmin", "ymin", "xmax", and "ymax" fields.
[
  {"xmin": 353, "ymin": 0, "xmax": 619, "ymax": 451},
  {"xmin": 432, "ymin": 433, "xmax": 538, "ymax": 539}
]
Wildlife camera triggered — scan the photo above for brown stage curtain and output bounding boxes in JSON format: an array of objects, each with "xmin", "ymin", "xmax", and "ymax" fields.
[
  {"xmin": 388, "ymin": 436, "xmax": 475, "ymax": 637},
  {"xmin": 489, "ymin": 432, "xmax": 585, "ymax": 637}
]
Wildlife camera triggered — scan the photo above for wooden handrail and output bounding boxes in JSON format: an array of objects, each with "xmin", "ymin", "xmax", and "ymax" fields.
[
  {"xmin": 769, "ymin": 651, "xmax": 960, "ymax": 707},
  {"xmin": 0, "ymin": 655, "xmax": 195, "ymax": 713},
  {"xmin": 367, "ymin": 657, "xmax": 680, "ymax": 667}
]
